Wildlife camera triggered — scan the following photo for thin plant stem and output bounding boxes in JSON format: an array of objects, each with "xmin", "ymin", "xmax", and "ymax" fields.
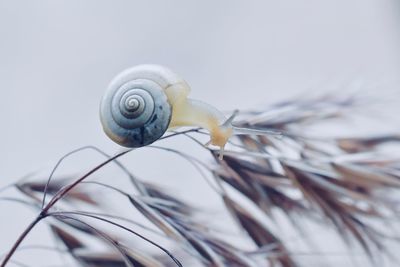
[
  {"xmin": 0, "ymin": 214, "xmax": 44, "ymax": 267},
  {"xmin": 43, "ymin": 149, "xmax": 131, "ymax": 214},
  {"xmin": 41, "ymin": 146, "xmax": 146, "ymax": 208},
  {"xmin": 41, "ymin": 128, "xmax": 201, "ymax": 208},
  {"xmin": 0, "ymin": 129, "xmax": 200, "ymax": 267},
  {"xmin": 52, "ymin": 214, "xmax": 135, "ymax": 267},
  {"xmin": 49, "ymin": 211, "xmax": 183, "ymax": 267},
  {"xmin": 1, "ymin": 149, "xmax": 132, "ymax": 267}
]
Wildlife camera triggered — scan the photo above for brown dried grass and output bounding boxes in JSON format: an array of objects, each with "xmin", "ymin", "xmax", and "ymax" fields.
[{"xmin": 1, "ymin": 93, "xmax": 400, "ymax": 266}]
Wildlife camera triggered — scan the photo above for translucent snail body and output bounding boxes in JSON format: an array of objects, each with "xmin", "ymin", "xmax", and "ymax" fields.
[
  {"xmin": 167, "ymin": 90, "xmax": 233, "ymax": 149},
  {"xmin": 100, "ymin": 64, "xmax": 233, "ymax": 154}
]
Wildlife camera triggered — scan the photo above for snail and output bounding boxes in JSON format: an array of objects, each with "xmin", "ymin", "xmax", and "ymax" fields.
[{"xmin": 100, "ymin": 64, "xmax": 281, "ymax": 158}]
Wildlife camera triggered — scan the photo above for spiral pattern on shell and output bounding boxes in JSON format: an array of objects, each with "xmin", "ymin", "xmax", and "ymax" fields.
[{"xmin": 100, "ymin": 65, "xmax": 178, "ymax": 147}]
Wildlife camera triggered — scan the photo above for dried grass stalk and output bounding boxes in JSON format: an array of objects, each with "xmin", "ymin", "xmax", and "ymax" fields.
[{"xmin": 1, "ymin": 94, "xmax": 400, "ymax": 267}]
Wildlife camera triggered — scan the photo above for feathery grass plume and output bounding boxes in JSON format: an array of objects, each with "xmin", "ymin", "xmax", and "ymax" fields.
[{"xmin": 1, "ymin": 93, "xmax": 400, "ymax": 266}]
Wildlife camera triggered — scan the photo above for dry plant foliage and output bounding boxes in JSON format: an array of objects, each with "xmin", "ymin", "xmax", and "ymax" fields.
[{"xmin": 1, "ymin": 94, "xmax": 400, "ymax": 267}]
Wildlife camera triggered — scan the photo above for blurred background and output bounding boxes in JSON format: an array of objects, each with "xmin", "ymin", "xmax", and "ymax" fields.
[{"xmin": 1, "ymin": 1, "xmax": 400, "ymax": 266}]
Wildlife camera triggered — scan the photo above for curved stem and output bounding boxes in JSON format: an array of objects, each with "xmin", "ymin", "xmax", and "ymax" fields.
[
  {"xmin": 49, "ymin": 211, "xmax": 182, "ymax": 267},
  {"xmin": 2, "ymin": 150, "xmax": 131, "ymax": 267},
  {"xmin": 42, "ymin": 145, "xmax": 146, "ymax": 208},
  {"xmin": 0, "ymin": 214, "xmax": 44, "ymax": 267},
  {"xmin": 1, "ymin": 129, "xmax": 201, "ymax": 266},
  {"xmin": 43, "ymin": 149, "xmax": 131, "ymax": 214}
]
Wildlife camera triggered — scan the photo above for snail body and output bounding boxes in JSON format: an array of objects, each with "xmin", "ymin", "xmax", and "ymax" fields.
[{"xmin": 100, "ymin": 64, "xmax": 232, "ymax": 152}]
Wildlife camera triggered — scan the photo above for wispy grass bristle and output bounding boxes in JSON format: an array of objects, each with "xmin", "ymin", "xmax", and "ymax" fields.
[{"xmin": 1, "ymin": 93, "xmax": 400, "ymax": 267}]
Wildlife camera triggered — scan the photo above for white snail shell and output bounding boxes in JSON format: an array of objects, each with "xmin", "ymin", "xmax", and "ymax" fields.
[
  {"xmin": 100, "ymin": 64, "xmax": 283, "ymax": 159},
  {"xmin": 100, "ymin": 64, "xmax": 246, "ymax": 160},
  {"xmin": 100, "ymin": 64, "xmax": 185, "ymax": 147}
]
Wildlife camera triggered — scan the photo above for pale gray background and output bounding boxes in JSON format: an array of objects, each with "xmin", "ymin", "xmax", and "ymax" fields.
[{"xmin": 1, "ymin": 1, "xmax": 400, "ymax": 266}]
